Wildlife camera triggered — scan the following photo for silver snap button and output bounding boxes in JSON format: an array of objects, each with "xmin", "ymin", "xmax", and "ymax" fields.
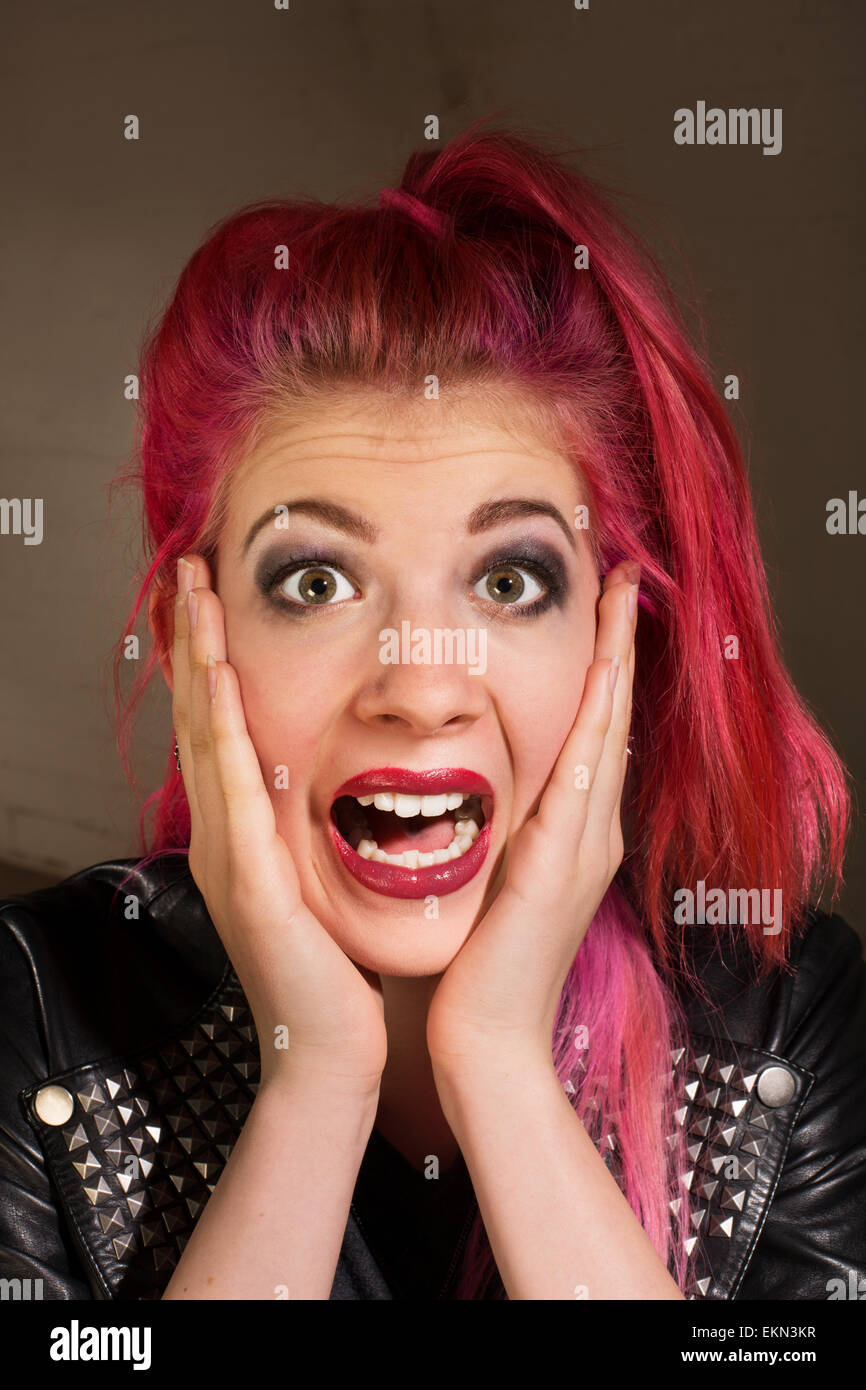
[
  {"xmin": 33, "ymin": 1084, "xmax": 75, "ymax": 1125},
  {"xmin": 756, "ymin": 1065, "xmax": 796, "ymax": 1108}
]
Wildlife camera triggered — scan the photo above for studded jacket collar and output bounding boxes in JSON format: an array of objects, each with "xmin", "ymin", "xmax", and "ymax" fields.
[{"xmin": 0, "ymin": 855, "xmax": 864, "ymax": 1301}]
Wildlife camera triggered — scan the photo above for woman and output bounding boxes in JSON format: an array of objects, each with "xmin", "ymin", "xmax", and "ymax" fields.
[{"xmin": 1, "ymin": 119, "xmax": 863, "ymax": 1302}]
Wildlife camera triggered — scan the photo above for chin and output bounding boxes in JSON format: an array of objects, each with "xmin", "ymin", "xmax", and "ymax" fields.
[{"xmin": 325, "ymin": 913, "xmax": 474, "ymax": 979}]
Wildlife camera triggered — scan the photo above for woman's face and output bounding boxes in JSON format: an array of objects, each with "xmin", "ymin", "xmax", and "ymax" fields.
[{"xmin": 209, "ymin": 389, "xmax": 600, "ymax": 978}]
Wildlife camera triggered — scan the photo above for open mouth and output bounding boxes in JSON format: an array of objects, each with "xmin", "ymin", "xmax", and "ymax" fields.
[
  {"xmin": 331, "ymin": 789, "xmax": 488, "ymax": 869},
  {"xmin": 327, "ymin": 768, "xmax": 495, "ymax": 899}
]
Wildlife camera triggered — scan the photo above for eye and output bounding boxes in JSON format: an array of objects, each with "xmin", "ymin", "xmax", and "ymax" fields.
[
  {"xmin": 276, "ymin": 564, "xmax": 357, "ymax": 606},
  {"xmin": 473, "ymin": 562, "xmax": 546, "ymax": 607}
]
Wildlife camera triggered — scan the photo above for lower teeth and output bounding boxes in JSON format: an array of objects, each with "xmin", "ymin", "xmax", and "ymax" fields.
[{"xmin": 343, "ymin": 799, "xmax": 483, "ymax": 869}]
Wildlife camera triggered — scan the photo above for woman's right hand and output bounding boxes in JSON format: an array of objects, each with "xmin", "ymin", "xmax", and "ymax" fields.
[{"xmin": 171, "ymin": 554, "xmax": 388, "ymax": 1098}]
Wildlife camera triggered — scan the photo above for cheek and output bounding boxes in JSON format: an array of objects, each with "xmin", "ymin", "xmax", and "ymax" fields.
[
  {"xmin": 223, "ymin": 618, "xmax": 334, "ymax": 796},
  {"xmin": 492, "ymin": 614, "xmax": 595, "ymax": 815}
]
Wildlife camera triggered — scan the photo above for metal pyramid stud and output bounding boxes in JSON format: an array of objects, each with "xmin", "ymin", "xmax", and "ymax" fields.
[
  {"xmin": 62, "ymin": 1122, "xmax": 89, "ymax": 1152},
  {"xmin": 708, "ymin": 1213, "xmax": 735, "ymax": 1239},
  {"xmin": 103, "ymin": 1137, "xmax": 126, "ymax": 1166},
  {"xmin": 720, "ymin": 1185, "xmax": 747, "ymax": 1212},
  {"xmin": 695, "ymin": 1276, "xmax": 712, "ymax": 1296},
  {"xmin": 713, "ymin": 1122, "xmax": 738, "ymax": 1149},
  {"xmin": 720, "ymin": 1097, "xmax": 750, "ymax": 1118},
  {"xmin": 76, "ymin": 1082, "xmax": 105, "ymax": 1113},
  {"xmin": 747, "ymin": 1104, "xmax": 772, "ymax": 1131},
  {"xmin": 125, "ymin": 1191, "xmax": 150, "ymax": 1219},
  {"xmin": 193, "ymin": 1160, "xmax": 221, "ymax": 1182},
  {"xmin": 161, "ymin": 1206, "xmax": 187, "ymax": 1235},
  {"xmin": 98, "ymin": 1206, "xmax": 126, "ymax": 1235},
  {"xmin": 93, "ymin": 1111, "xmax": 121, "ymax": 1139},
  {"xmin": 740, "ymin": 1133, "xmax": 767, "ymax": 1158},
  {"xmin": 72, "ymin": 1151, "xmax": 103, "ymax": 1180},
  {"xmin": 139, "ymin": 1219, "xmax": 166, "ymax": 1247},
  {"xmin": 83, "ymin": 1176, "xmax": 114, "ymax": 1205},
  {"xmin": 112, "ymin": 1232, "xmax": 137, "ymax": 1260}
]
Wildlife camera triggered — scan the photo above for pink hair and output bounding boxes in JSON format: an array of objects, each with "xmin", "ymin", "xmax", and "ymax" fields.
[{"xmin": 112, "ymin": 116, "xmax": 851, "ymax": 1298}]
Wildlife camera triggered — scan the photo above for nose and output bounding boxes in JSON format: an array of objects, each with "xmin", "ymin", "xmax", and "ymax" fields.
[{"xmin": 351, "ymin": 617, "xmax": 490, "ymax": 737}]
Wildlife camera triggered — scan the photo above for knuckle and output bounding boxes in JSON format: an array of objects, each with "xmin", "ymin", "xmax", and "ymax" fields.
[{"xmin": 188, "ymin": 723, "xmax": 212, "ymax": 758}]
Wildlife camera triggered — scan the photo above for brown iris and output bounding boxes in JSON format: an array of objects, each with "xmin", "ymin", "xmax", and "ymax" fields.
[
  {"xmin": 485, "ymin": 564, "xmax": 525, "ymax": 603},
  {"xmin": 291, "ymin": 567, "xmax": 338, "ymax": 604}
]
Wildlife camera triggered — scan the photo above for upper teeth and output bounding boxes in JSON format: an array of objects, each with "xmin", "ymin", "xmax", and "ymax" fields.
[{"xmin": 354, "ymin": 791, "xmax": 472, "ymax": 816}]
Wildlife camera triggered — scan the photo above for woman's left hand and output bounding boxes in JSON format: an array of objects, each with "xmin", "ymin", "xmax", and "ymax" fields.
[{"xmin": 426, "ymin": 560, "xmax": 640, "ymax": 1079}]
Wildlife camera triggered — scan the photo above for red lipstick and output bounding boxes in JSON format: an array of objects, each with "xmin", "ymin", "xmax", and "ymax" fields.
[{"xmin": 329, "ymin": 766, "xmax": 494, "ymax": 900}]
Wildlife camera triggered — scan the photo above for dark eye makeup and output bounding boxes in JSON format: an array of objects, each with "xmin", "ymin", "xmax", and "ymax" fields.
[{"xmin": 253, "ymin": 539, "xmax": 569, "ymax": 619}]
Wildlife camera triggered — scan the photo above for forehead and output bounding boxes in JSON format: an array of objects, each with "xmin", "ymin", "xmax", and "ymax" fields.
[{"xmin": 222, "ymin": 385, "xmax": 583, "ymax": 526}]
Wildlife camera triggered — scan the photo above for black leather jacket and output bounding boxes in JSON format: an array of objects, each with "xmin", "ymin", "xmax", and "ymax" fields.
[{"xmin": 1, "ymin": 854, "xmax": 864, "ymax": 1301}]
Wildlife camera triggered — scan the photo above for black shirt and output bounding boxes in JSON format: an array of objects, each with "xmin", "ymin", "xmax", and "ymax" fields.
[{"xmin": 351, "ymin": 1126, "xmax": 480, "ymax": 1298}]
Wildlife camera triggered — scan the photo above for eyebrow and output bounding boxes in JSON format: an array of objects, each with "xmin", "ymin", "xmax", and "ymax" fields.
[{"xmin": 241, "ymin": 496, "xmax": 578, "ymax": 557}]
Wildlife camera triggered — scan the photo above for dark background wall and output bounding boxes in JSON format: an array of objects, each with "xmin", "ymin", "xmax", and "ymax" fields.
[{"xmin": 1, "ymin": 1, "xmax": 863, "ymax": 942}]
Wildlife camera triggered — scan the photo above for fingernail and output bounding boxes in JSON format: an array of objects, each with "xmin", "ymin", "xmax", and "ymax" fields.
[
  {"xmin": 177, "ymin": 557, "xmax": 195, "ymax": 596},
  {"xmin": 622, "ymin": 560, "xmax": 641, "ymax": 585},
  {"xmin": 627, "ymin": 584, "xmax": 638, "ymax": 622},
  {"xmin": 609, "ymin": 655, "xmax": 621, "ymax": 693},
  {"xmin": 207, "ymin": 654, "xmax": 218, "ymax": 700},
  {"xmin": 187, "ymin": 591, "xmax": 198, "ymax": 632}
]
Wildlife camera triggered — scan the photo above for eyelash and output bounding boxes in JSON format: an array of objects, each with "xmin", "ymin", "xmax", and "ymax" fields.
[{"xmin": 260, "ymin": 552, "xmax": 564, "ymax": 618}]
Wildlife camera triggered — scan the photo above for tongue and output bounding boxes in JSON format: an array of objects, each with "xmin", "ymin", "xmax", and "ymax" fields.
[{"xmin": 364, "ymin": 805, "xmax": 456, "ymax": 855}]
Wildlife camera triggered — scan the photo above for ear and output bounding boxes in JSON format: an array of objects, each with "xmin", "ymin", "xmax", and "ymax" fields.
[{"xmin": 147, "ymin": 587, "xmax": 175, "ymax": 694}]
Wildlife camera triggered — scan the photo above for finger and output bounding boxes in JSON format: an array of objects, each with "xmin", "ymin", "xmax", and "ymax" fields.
[
  {"xmin": 207, "ymin": 657, "xmax": 296, "ymax": 879},
  {"xmin": 588, "ymin": 568, "xmax": 639, "ymax": 834},
  {"xmin": 610, "ymin": 638, "xmax": 636, "ymax": 861},
  {"xmin": 532, "ymin": 655, "xmax": 618, "ymax": 846},
  {"xmin": 171, "ymin": 554, "xmax": 212, "ymax": 830},
  {"xmin": 532, "ymin": 562, "xmax": 638, "ymax": 849},
  {"xmin": 185, "ymin": 580, "xmax": 230, "ymax": 852}
]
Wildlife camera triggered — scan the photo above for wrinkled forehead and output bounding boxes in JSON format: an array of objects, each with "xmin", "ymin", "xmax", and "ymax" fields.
[{"xmin": 220, "ymin": 381, "xmax": 586, "ymax": 523}]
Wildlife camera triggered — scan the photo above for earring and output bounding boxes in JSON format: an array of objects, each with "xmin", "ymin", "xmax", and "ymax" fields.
[{"xmin": 174, "ymin": 738, "xmax": 181, "ymax": 771}]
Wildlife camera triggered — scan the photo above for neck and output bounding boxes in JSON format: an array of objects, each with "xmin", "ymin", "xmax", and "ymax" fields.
[{"xmin": 374, "ymin": 972, "xmax": 461, "ymax": 1175}]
